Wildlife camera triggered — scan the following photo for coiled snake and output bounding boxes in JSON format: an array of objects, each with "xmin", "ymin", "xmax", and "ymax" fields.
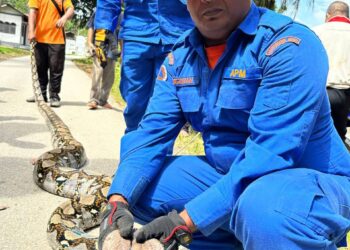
[{"xmin": 30, "ymin": 42, "xmax": 163, "ymax": 250}]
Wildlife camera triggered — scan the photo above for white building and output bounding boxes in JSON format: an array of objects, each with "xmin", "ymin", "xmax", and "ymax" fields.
[{"xmin": 0, "ymin": 4, "xmax": 28, "ymax": 47}]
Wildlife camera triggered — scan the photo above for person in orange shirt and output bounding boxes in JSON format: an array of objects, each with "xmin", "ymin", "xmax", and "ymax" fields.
[{"xmin": 26, "ymin": 0, "xmax": 74, "ymax": 107}]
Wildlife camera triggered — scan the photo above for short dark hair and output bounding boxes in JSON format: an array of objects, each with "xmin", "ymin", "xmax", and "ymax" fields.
[{"xmin": 327, "ymin": 1, "xmax": 349, "ymax": 18}]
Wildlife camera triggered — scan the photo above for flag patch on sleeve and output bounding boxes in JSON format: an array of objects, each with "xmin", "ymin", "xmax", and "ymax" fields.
[{"xmin": 157, "ymin": 65, "xmax": 168, "ymax": 81}]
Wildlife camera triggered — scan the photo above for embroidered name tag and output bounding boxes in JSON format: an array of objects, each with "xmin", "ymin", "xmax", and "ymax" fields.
[
  {"xmin": 223, "ymin": 66, "xmax": 262, "ymax": 80},
  {"xmin": 229, "ymin": 69, "xmax": 246, "ymax": 78},
  {"xmin": 173, "ymin": 77, "xmax": 197, "ymax": 85},
  {"xmin": 266, "ymin": 36, "xmax": 301, "ymax": 56}
]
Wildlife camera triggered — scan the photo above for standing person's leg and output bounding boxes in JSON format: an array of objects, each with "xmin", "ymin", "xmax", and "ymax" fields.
[
  {"xmin": 120, "ymin": 41, "xmax": 159, "ymax": 133},
  {"xmin": 327, "ymin": 88, "xmax": 350, "ymax": 141},
  {"xmin": 232, "ymin": 168, "xmax": 350, "ymax": 250},
  {"xmin": 48, "ymin": 43, "xmax": 65, "ymax": 106},
  {"xmin": 132, "ymin": 156, "xmax": 243, "ymax": 250},
  {"xmin": 34, "ymin": 43, "xmax": 49, "ymax": 102},
  {"xmin": 99, "ymin": 57, "xmax": 116, "ymax": 108},
  {"xmin": 88, "ymin": 56, "xmax": 104, "ymax": 109}
]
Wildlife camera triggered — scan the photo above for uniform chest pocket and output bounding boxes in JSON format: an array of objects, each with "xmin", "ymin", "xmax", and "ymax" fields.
[
  {"xmin": 216, "ymin": 67, "xmax": 261, "ymax": 110},
  {"xmin": 175, "ymin": 78, "xmax": 201, "ymax": 113}
]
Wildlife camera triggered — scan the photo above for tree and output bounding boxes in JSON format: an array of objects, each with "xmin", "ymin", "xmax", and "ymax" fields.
[
  {"xmin": 71, "ymin": 0, "xmax": 96, "ymax": 27},
  {"xmin": 6, "ymin": 0, "xmax": 314, "ymax": 28},
  {"xmin": 254, "ymin": 0, "xmax": 276, "ymax": 10},
  {"xmin": 255, "ymin": 0, "xmax": 315, "ymax": 15},
  {"xmin": 5, "ymin": 0, "xmax": 28, "ymax": 13}
]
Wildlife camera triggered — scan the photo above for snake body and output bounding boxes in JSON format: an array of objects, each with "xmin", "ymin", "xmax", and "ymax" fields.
[
  {"xmin": 30, "ymin": 43, "xmax": 111, "ymax": 249},
  {"xmin": 30, "ymin": 43, "xmax": 164, "ymax": 250}
]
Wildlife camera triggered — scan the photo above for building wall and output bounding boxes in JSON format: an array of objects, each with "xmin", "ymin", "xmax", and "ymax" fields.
[{"xmin": 0, "ymin": 13, "xmax": 22, "ymax": 44}]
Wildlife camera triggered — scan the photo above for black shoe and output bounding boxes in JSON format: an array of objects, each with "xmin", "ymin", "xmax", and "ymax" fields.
[{"xmin": 50, "ymin": 98, "xmax": 61, "ymax": 108}]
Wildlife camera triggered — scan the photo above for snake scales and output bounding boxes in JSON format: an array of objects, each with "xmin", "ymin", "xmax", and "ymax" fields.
[{"xmin": 30, "ymin": 43, "xmax": 163, "ymax": 250}]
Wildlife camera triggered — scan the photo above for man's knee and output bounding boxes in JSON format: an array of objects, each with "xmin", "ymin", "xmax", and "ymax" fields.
[{"xmin": 232, "ymin": 170, "xmax": 350, "ymax": 249}]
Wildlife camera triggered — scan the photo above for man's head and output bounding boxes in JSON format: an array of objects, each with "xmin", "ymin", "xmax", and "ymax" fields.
[
  {"xmin": 187, "ymin": 0, "xmax": 251, "ymax": 46},
  {"xmin": 326, "ymin": 1, "xmax": 349, "ymax": 21}
]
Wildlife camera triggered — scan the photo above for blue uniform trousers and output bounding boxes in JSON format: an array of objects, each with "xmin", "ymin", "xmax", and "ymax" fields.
[
  {"xmin": 120, "ymin": 41, "xmax": 173, "ymax": 133},
  {"xmin": 131, "ymin": 156, "xmax": 350, "ymax": 249}
]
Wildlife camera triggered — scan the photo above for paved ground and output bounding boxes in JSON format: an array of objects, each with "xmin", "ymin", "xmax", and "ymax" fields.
[{"xmin": 0, "ymin": 56, "xmax": 125, "ymax": 249}]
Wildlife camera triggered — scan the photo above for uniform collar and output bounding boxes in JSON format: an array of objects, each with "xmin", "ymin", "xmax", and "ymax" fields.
[{"xmin": 237, "ymin": 1, "xmax": 260, "ymax": 36}]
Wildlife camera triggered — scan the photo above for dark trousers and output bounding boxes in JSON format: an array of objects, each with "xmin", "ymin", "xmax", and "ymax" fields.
[
  {"xmin": 34, "ymin": 43, "xmax": 65, "ymax": 100},
  {"xmin": 327, "ymin": 87, "xmax": 350, "ymax": 141}
]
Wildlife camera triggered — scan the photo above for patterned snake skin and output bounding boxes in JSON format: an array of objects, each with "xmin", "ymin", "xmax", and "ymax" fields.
[{"xmin": 30, "ymin": 43, "xmax": 163, "ymax": 250}]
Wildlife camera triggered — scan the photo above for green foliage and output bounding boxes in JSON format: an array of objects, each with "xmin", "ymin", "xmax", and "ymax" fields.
[
  {"xmin": 111, "ymin": 58, "xmax": 125, "ymax": 106},
  {"xmin": 71, "ymin": 0, "xmax": 96, "ymax": 28},
  {"xmin": 254, "ymin": 0, "xmax": 276, "ymax": 10},
  {"xmin": 72, "ymin": 57, "xmax": 93, "ymax": 65},
  {"xmin": 5, "ymin": 0, "xmax": 28, "ymax": 13},
  {"xmin": 0, "ymin": 45, "xmax": 29, "ymax": 55},
  {"xmin": 174, "ymin": 129, "xmax": 205, "ymax": 155},
  {"xmin": 5, "ymin": 0, "xmax": 95, "ymax": 28},
  {"xmin": 254, "ymin": 0, "xmax": 314, "ymax": 14}
]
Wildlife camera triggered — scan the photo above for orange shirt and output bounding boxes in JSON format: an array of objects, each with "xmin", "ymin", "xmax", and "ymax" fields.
[
  {"xmin": 28, "ymin": 0, "xmax": 73, "ymax": 44},
  {"xmin": 204, "ymin": 43, "xmax": 226, "ymax": 69}
]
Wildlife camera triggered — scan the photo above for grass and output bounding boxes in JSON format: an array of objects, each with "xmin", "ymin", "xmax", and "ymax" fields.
[
  {"xmin": 0, "ymin": 45, "xmax": 29, "ymax": 61},
  {"xmin": 110, "ymin": 59, "xmax": 125, "ymax": 107},
  {"xmin": 72, "ymin": 56, "xmax": 204, "ymax": 155},
  {"xmin": 173, "ymin": 127, "xmax": 205, "ymax": 155},
  {"xmin": 71, "ymin": 57, "xmax": 94, "ymax": 78}
]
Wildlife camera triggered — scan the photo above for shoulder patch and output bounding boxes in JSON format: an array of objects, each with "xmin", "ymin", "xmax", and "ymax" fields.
[
  {"xmin": 157, "ymin": 65, "xmax": 168, "ymax": 81},
  {"xmin": 266, "ymin": 36, "xmax": 301, "ymax": 56},
  {"xmin": 167, "ymin": 53, "xmax": 174, "ymax": 66}
]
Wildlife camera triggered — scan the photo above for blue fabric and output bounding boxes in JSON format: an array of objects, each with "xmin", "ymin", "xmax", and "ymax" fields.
[
  {"xmin": 232, "ymin": 168, "xmax": 350, "ymax": 249},
  {"xmin": 94, "ymin": 0, "xmax": 193, "ymax": 45},
  {"xmin": 131, "ymin": 156, "xmax": 243, "ymax": 250},
  {"xmin": 130, "ymin": 156, "xmax": 350, "ymax": 249},
  {"xmin": 120, "ymin": 41, "xmax": 173, "ymax": 133},
  {"xmin": 108, "ymin": 2, "xmax": 350, "ymax": 247}
]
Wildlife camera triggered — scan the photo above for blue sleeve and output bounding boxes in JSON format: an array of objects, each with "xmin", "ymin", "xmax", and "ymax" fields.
[
  {"xmin": 94, "ymin": 0, "xmax": 121, "ymax": 31},
  {"xmin": 185, "ymin": 27, "xmax": 329, "ymax": 236},
  {"xmin": 107, "ymin": 61, "xmax": 186, "ymax": 206}
]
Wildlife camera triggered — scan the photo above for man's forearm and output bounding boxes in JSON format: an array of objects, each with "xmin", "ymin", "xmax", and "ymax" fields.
[
  {"xmin": 64, "ymin": 6, "xmax": 75, "ymax": 20},
  {"xmin": 28, "ymin": 9, "xmax": 37, "ymax": 34},
  {"xmin": 27, "ymin": 8, "xmax": 37, "ymax": 41},
  {"xmin": 87, "ymin": 28, "xmax": 94, "ymax": 45}
]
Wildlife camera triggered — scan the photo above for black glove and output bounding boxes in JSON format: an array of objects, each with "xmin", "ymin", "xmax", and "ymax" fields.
[
  {"xmin": 134, "ymin": 210, "xmax": 192, "ymax": 250},
  {"xmin": 98, "ymin": 201, "xmax": 134, "ymax": 250},
  {"xmin": 94, "ymin": 29, "xmax": 108, "ymax": 68}
]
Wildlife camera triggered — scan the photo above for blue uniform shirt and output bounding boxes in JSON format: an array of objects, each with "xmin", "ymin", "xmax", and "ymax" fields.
[
  {"xmin": 108, "ymin": 3, "xmax": 350, "ymax": 236},
  {"xmin": 94, "ymin": 0, "xmax": 193, "ymax": 45}
]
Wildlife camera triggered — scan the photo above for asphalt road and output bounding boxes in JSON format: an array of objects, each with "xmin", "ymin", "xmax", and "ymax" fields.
[{"xmin": 0, "ymin": 56, "xmax": 125, "ymax": 249}]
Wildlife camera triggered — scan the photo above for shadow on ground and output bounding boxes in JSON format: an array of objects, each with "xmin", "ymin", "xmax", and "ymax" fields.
[{"xmin": 0, "ymin": 122, "xmax": 47, "ymax": 149}]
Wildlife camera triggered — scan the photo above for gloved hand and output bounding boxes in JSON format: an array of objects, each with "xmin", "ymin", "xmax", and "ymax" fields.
[
  {"xmin": 94, "ymin": 29, "xmax": 108, "ymax": 68},
  {"xmin": 134, "ymin": 210, "xmax": 192, "ymax": 250},
  {"xmin": 98, "ymin": 201, "xmax": 134, "ymax": 250}
]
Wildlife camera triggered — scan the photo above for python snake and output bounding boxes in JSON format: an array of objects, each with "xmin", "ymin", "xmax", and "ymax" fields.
[{"xmin": 30, "ymin": 43, "xmax": 162, "ymax": 250}]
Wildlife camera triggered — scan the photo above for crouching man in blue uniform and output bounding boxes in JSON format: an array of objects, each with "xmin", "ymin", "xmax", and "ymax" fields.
[
  {"xmin": 94, "ymin": 0, "xmax": 193, "ymax": 133},
  {"xmin": 98, "ymin": 0, "xmax": 350, "ymax": 249}
]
